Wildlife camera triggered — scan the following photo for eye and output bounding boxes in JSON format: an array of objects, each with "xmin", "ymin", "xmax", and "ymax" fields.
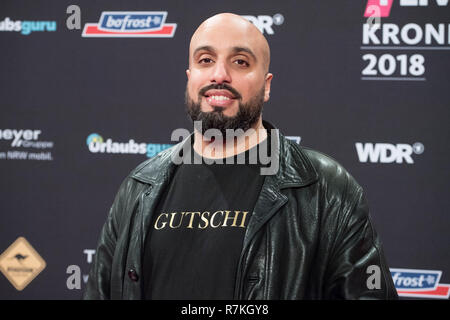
[
  {"xmin": 234, "ymin": 59, "xmax": 249, "ymax": 67},
  {"xmin": 199, "ymin": 57, "xmax": 213, "ymax": 64}
]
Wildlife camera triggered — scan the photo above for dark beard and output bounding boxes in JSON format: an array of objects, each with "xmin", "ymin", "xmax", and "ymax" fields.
[{"xmin": 185, "ymin": 84, "xmax": 265, "ymax": 136}]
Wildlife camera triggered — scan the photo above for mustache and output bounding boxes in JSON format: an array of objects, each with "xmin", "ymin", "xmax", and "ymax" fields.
[{"xmin": 198, "ymin": 83, "xmax": 242, "ymax": 100}]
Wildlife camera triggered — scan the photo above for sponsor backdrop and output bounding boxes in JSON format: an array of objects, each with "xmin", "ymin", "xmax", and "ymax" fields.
[{"xmin": 0, "ymin": 0, "xmax": 449, "ymax": 299}]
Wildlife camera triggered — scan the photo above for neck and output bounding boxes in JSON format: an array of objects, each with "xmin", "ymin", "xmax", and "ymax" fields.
[{"xmin": 193, "ymin": 118, "xmax": 267, "ymax": 159}]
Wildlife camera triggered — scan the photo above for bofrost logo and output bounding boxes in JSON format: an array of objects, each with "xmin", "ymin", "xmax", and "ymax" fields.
[
  {"xmin": 82, "ymin": 11, "xmax": 177, "ymax": 38},
  {"xmin": 241, "ymin": 14, "xmax": 284, "ymax": 35},
  {"xmin": 390, "ymin": 268, "xmax": 450, "ymax": 299},
  {"xmin": 355, "ymin": 142, "xmax": 424, "ymax": 163}
]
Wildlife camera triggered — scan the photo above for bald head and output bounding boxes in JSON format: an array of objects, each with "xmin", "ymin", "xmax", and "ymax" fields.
[
  {"xmin": 189, "ymin": 13, "xmax": 271, "ymax": 73},
  {"xmin": 185, "ymin": 13, "xmax": 274, "ymax": 122}
]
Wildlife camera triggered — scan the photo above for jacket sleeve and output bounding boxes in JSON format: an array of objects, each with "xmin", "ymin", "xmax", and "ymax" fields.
[
  {"xmin": 324, "ymin": 188, "xmax": 398, "ymax": 300},
  {"xmin": 83, "ymin": 178, "xmax": 127, "ymax": 300}
]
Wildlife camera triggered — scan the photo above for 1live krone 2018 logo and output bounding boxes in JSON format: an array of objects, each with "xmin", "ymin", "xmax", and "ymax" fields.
[{"xmin": 361, "ymin": 0, "xmax": 449, "ymax": 81}]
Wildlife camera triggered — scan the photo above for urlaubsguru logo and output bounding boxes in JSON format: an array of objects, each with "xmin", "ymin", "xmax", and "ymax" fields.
[
  {"xmin": 87, "ymin": 127, "xmax": 301, "ymax": 176},
  {"xmin": 390, "ymin": 268, "xmax": 450, "ymax": 299},
  {"xmin": 82, "ymin": 11, "xmax": 177, "ymax": 37},
  {"xmin": 86, "ymin": 133, "xmax": 172, "ymax": 158},
  {"xmin": 0, "ymin": 17, "xmax": 56, "ymax": 35}
]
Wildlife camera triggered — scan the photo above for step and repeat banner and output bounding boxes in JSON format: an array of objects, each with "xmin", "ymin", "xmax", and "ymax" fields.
[{"xmin": 0, "ymin": 0, "xmax": 449, "ymax": 299}]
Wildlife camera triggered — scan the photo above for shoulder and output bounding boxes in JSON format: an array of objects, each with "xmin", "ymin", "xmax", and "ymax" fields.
[
  {"xmin": 129, "ymin": 143, "xmax": 180, "ymax": 183},
  {"xmin": 293, "ymin": 143, "xmax": 363, "ymax": 203},
  {"xmin": 114, "ymin": 144, "xmax": 178, "ymax": 199},
  {"xmin": 288, "ymin": 144, "xmax": 369, "ymax": 232}
]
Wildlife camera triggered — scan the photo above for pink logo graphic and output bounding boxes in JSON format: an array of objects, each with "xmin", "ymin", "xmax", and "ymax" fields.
[{"xmin": 364, "ymin": 0, "xmax": 394, "ymax": 17}]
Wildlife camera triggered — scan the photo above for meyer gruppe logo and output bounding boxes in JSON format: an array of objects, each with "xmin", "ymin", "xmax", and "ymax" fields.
[
  {"xmin": 241, "ymin": 14, "xmax": 284, "ymax": 35},
  {"xmin": 361, "ymin": 0, "xmax": 449, "ymax": 81},
  {"xmin": 390, "ymin": 268, "xmax": 450, "ymax": 299},
  {"xmin": 355, "ymin": 142, "xmax": 424, "ymax": 163},
  {"xmin": 0, "ymin": 17, "xmax": 56, "ymax": 35},
  {"xmin": 82, "ymin": 11, "xmax": 177, "ymax": 37},
  {"xmin": 0, "ymin": 128, "xmax": 54, "ymax": 161},
  {"xmin": 86, "ymin": 133, "xmax": 172, "ymax": 158}
]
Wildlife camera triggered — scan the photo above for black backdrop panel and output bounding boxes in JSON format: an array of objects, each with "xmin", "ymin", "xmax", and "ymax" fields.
[{"xmin": 0, "ymin": 0, "xmax": 449, "ymax": 299}]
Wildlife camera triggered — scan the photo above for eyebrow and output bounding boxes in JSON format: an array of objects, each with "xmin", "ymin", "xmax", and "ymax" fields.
[
  {"xmin": 193, "ymin": 45, "xmax": 257, "ymax": 62},
  {"xmin": 232, "ymin": 46, "xmax": 257, "ymax": 62}
]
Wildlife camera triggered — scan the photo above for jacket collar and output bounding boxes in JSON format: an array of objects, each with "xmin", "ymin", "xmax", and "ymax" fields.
[
  {"xmin": 262, "ymin": 120, "xmax": 318, "ymax": 189},
  {"xmin": 131, "ymin": 120, "xmax": 319, "ymax": 188}
]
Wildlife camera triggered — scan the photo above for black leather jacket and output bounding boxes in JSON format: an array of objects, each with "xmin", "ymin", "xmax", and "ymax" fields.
[{"xmin": 84, "ymin": 122, "xmax": 398, "ymax": 300}]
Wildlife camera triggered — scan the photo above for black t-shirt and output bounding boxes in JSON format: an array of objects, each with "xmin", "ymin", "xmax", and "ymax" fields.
[{"xmin": 143, "ymin": 136, "xmax": 270, "ymax": 299}]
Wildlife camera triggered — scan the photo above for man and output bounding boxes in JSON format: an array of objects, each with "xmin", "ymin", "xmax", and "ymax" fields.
[{"xmin": 84, "ymin": 13, "xmax": 397, "ymax": 300}]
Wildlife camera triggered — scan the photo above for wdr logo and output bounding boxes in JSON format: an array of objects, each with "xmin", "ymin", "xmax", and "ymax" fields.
[
  {"xmin": 241, "ymin": 14, "xmax": 284, "ymax": 35},
  {"xmin": 355, "ymin": 142, "xmax": 424, "ymax": 164},
  {"xmin": 390, "ymin": 268, "xmax": 450, "ymax": 299}
]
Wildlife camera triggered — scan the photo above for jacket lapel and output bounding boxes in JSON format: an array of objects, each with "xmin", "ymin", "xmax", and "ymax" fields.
[
  {"xmin": 240, "ymin": 125, "xmax": 319, "ymax": 252},
  {"xmin": 131, "ymin": 133, "xmax": 192, "ymax": 254}
]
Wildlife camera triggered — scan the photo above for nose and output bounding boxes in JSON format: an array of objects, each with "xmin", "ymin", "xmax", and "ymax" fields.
[{"xmin": 209, "ymin": 61, "xmax": 231, "ymax": 84}]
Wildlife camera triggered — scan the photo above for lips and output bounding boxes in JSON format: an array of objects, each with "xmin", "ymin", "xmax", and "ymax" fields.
[{"xmin": 203, "ymin": 89, "xmax": 236, "ymax": 107}]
